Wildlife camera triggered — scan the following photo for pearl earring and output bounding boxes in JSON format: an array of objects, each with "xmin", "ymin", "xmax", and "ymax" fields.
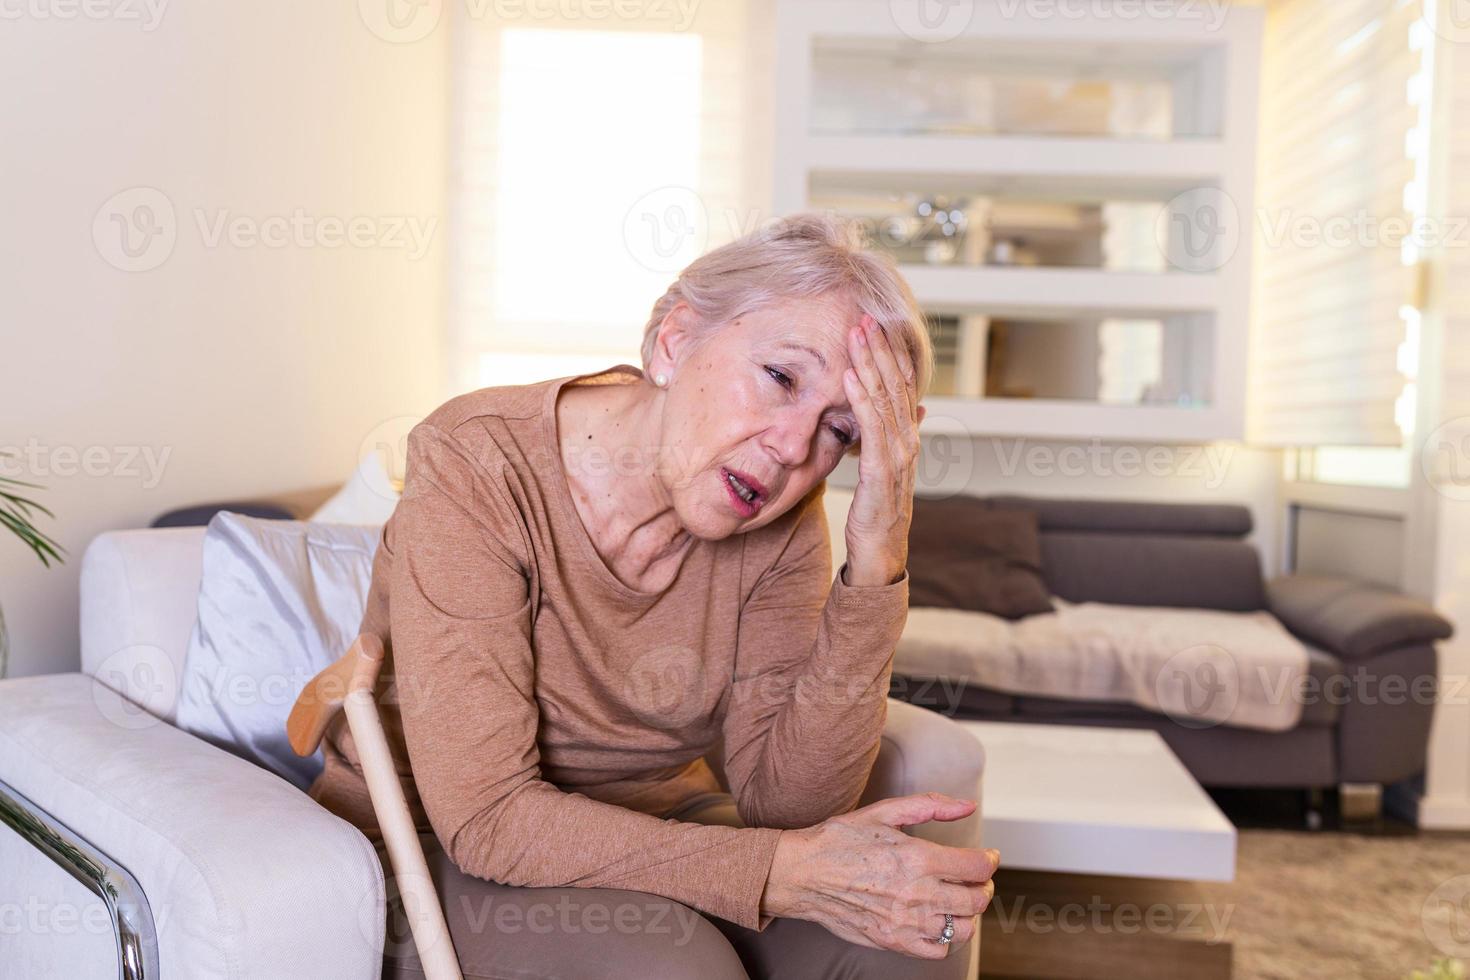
[{"xmin": 655, "ymin": 373, "xmax": 668, "ymax": 387}]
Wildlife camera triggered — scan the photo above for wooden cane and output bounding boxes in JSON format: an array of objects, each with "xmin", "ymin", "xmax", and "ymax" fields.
[{"xmin": 288, "ymin": 635, "xmax": 463, "ymax": 980}]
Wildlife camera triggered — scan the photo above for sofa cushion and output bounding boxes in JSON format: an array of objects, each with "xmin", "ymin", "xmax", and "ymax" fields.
[
  {"xmin": 894, "ymin": 600, "xmax": 1309, "ymax": 732},
  {"xmin": 988, "ymin": 494, "xmax": 1253, "ymax": 537},
  {"xmin": 174, "ymin": 512, "xmax": 380, "ymax": 789},
  {"xmin": 1012, "ymin": 644, "xmax": 1344, "ymax": 728},
  {"xmin": 908, "ymin": 498, "xmax": 1054, "ymax": 619},
  {"xmin": 1039, "ymin": 533, "xmax": 1266, "ymax": 611}
]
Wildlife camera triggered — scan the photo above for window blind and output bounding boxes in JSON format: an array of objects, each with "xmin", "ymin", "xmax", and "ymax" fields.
[
  {"xmin": 446, "ymin": 3, "xmax": 771, "ymax": 391},
  {"xmin": 1248, "ymin": 0, "xmax": 1427, "ymax": 445}
]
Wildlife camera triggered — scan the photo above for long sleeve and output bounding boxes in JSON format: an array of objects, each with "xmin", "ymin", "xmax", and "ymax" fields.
[
  {"xmin": 719, "ymin": 484, "xmax": 911, "ymax": 830},
  {"xmin": 389, "ymin": 421, "xmax": 782, "ymax": 929}
]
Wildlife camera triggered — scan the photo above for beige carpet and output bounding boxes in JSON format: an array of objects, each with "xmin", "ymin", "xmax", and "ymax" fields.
[{"xmin": 1225, "ymin": 829, "xmax": 1470, "ymax": 979}]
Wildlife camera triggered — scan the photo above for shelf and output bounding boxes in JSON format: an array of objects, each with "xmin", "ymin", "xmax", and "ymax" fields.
[
  {"xmin": 805, "ymin": 135, "xmax": 1227, "ymax": 191},
  {"xmin": 920, "ymin": 398, "xmax": 1240, "ymax": 444},
  {"xmin": 900, "ymin": 266, "xmax": 1220, "ymax": 319}
]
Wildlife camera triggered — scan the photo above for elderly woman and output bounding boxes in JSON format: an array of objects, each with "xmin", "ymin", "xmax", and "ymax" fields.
[{"xmin": 309, "ymin": 213, "xmax": 999, "ymax": 979}]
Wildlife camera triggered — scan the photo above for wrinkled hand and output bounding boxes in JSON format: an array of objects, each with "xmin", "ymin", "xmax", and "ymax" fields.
[
  {"xmin": 841, "ymin": 314, "xmax": 925, "ymax": 587},
  {"xmin": 762, "ymin": 793, "xmax": 998, "ymax": 959}
]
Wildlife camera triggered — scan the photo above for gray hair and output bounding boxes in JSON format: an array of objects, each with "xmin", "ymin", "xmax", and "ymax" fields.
[{"xmin": 640, "ymin": 211, "xmax": 935, "ymax": 399}]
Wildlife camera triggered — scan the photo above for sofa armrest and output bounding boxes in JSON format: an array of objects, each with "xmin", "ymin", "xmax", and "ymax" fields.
[
  {"xmin": 859, "ymin": 698, "xmax": 984, "ymax": 851},
  {"xmin": 1267, "ymin": 573, "xmax": 1454, "ymax": 661},
  {"xmin": 0, "ymin": 673, "xmax": 384, "ymax": 979}
]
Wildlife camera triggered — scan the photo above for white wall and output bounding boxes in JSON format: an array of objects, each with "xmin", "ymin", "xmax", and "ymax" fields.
[{"xmin": 0, "ymin": 3, "xmax": 450, "ymax": 677}]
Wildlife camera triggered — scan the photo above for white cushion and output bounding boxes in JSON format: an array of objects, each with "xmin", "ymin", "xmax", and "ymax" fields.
[
  {"xmin": 80, "ymin": 526, "xmax": 207, "ymax": 725},
  {"xmin": 174, "ymin": 513, "xmax": 379, "ymax": 790},
  {"xmin": 0, "ymin": 672, "xmax": 384, "ymax": 980},
  {"xmin": 310, "ymin": 451, "xmax": 401, "ymax": 526}
]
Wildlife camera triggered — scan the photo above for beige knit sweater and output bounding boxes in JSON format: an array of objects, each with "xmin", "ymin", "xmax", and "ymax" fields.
[{"xmin": 307, "ymin": 366, "xmax": 910, "ymax": 930}]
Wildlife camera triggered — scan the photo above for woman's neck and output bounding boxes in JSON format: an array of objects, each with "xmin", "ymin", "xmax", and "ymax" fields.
[{"xmin": 555, "ymin": 378, "xmax": 696, "ymax": 591}]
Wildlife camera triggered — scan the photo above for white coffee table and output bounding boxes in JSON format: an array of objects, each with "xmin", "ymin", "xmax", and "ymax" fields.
[{"xmin": 961, "ymin": 720, "xmax": 1237, "ymax": 882}]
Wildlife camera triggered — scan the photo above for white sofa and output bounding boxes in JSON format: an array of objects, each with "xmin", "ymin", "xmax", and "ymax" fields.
[{"xmin": 0, "ymin": 525, "xmax": 986, "ymax": 979}]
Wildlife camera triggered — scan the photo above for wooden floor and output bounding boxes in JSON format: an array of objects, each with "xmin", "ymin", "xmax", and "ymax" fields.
[{"xmin": 978, "ymin": 870, "xmax": 1233, "ymax": 979}]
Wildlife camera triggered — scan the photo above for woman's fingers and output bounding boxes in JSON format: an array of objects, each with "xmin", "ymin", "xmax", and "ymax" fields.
[
  {"xmin": 848, "ymin": 320, "xmax": 898, "ymax": 443},
  {"xmin": 858, "ymin": 321, "xmax": 905, "ymax": 429},
  {"xmin": 867, "ymin": 320, "xmax": 918, "ymax": 425},
  {"xmin": 923, "ymin": 879, "xmax": 992, "ymax": 918}
]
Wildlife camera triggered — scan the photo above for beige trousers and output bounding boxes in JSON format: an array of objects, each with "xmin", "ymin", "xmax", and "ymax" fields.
[{"xmin": 378, "ymin": 799, "xmax": 973, "ymax": 980}]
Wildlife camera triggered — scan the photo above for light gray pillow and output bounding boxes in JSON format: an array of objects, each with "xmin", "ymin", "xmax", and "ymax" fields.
[{"xmin": 175, "ymin": 511, "xmax": 380, "ymax": 789}]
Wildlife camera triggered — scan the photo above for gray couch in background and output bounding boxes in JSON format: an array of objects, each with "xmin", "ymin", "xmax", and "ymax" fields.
[{"xmin": 887, "ymin": 494, "xmax": 1453, "ymax": 815}]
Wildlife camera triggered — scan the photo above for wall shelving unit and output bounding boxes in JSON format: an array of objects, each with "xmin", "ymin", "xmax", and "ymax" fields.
[{"xmin": 773, "ymin": 0, "xmax": 1263, "ymax": 442}]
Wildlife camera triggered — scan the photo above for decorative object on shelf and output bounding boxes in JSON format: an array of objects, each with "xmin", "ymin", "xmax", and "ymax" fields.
[{"xmin": 0, "ymin": 451, "xmax": 65, "ymax": 678}]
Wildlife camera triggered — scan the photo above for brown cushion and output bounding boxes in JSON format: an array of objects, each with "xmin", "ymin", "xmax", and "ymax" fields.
[{"xmin": 908, "ymin": 499, "xmax": 1054, "ymax": 619}]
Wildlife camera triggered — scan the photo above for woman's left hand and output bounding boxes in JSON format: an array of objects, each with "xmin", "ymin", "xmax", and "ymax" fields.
[{"xmin": 840, "ymin": 314, "xmax": 926, "ymax": 588}]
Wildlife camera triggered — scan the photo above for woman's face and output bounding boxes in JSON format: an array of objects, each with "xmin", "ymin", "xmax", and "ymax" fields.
[{"xmin": 653, "ymin": 292, "xmax": 865, "ymax": 540}]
